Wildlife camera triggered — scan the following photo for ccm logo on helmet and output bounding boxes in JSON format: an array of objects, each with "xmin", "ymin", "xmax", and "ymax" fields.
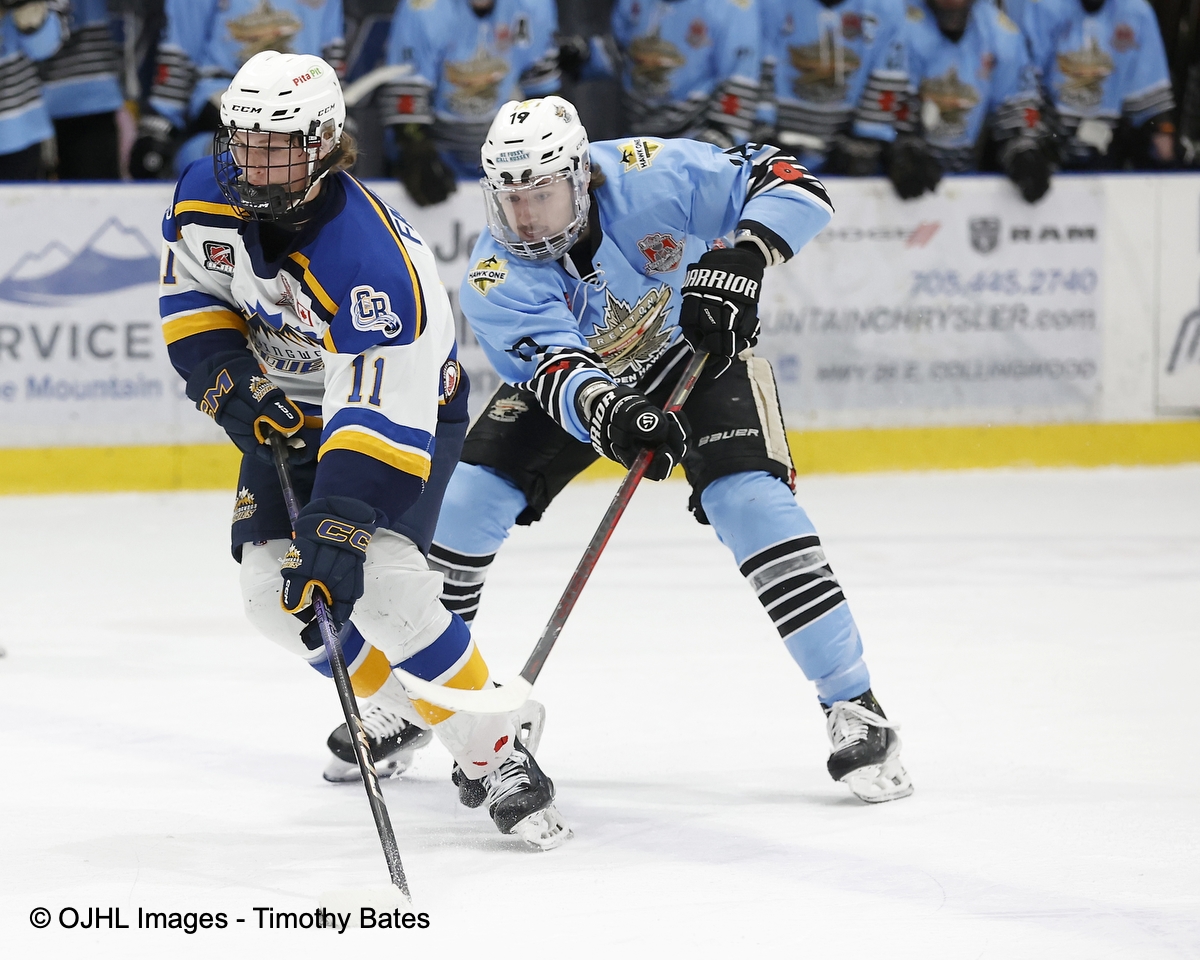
[
  {"xmin": 230, "ymin": 104, "xmax": 263, "ymax": 113},
  {"xmin": 683, "ymin": 268, "xmax": 759, "ymax": 298}
]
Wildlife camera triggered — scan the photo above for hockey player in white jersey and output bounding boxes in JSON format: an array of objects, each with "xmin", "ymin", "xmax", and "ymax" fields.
[
  {"xmin": 159, "ymin": 50, "xmax": 569, "ymax": 848},
  {"xmin": 428, "ymin": 97, "xmax": 914, "ymax": 803}
]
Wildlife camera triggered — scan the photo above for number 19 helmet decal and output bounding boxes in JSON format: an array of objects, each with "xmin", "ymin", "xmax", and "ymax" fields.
[
  {"xmin": 214, "ymin": 51, "xmax": 347, "ymax": 225},
  {"xmin": 480, "ymin": 97, "xmax": 591, "ymax": 262}
]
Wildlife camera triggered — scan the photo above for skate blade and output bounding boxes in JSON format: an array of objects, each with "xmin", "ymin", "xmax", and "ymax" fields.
[
  {"xmin": 322, "ymin": 749, "xmax": 416, "ymax": 784},
  {"xmin": 511, "ymin": 803, "xmax": 573, "ymax": 851},
  {"xmin": 841, "ymin": 756, "xmax": 914, "ymax": 803}
]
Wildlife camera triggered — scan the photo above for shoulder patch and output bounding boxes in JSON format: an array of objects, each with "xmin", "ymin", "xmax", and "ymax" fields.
[
  {"xmin": 350, "ymin": 284, "xmax": 403, "ymax": 338},
  {"xmin": 440, "ymin": 358, "xmax": 462, "ymax": 403},
  {"xmin": 997, "ymin": 10, "xmax": 1018, "ymax": 32},
  {"xmin": 409, "ymin": 0, "xmax": 436, "ymax": 9},
  {"xmin": 468, "ymin": 255, "xmax": 509, "ymax": 295},
  {"xmin": 906, "ymin": 4, "xmax": 925, "ymax": 21},
  {"xmin": 619, "ymin": 138, "xmax": 662, "ymax": 172}
]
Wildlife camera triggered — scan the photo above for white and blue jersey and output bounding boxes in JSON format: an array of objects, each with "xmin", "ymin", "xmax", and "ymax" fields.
[
  {"xmin": 38, "ymin": 0, "xmax": 123, "ymax": 120},
  {"xmin": 160, "ymin": 161, "xmax": 459, "ymax": 526},
  {"xmin": 610, "ymin": 0, "xmax": 762, "ymax": 140},
  {"xmin": 380, "ymin": 0, "xmax": 560, "ymax": 178},
  {"xmin": 903, "ymin": 0, "xmax": 1043, "ymax": 170},
  {"xmin": 1021, "ymin": 0, "xmax": 1173, "ymax": 165},
  {"xmin": 763, "ymin": 0, "xmax": 909, "ymax": 166},
  {"xmin": 149, "ymin": 0, "xmax": 345, "ymax": 129},
  {"xmin": 0, "ymin": 6, "xmax": 64, "ymax": 155},
  {"xmin": 459, "ymin": 137, "xmax": 832, "ymax": 441}
]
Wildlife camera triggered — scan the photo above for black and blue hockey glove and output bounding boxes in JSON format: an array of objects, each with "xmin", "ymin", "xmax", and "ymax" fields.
[
  {"xmin": 185, "ymin": 350, "xmax": 307, "ymax": 463},
  {"xmin": 578, "ymin": 381, "xmax": 687, "ymax": 481},
  {"xmin": 279, "ymin": 497, "xmax": 378, "ymax": 627},
  {"xmin": 679, "ymin": 247, "xmax": 765, "ymax": 374}
]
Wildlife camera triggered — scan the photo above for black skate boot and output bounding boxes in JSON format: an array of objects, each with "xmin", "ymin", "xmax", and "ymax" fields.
[
  {"xmin": 324, "ymin": 701, "xmax": 433, "ymax": 783},
  {"xmin": 450, "ymin": 698, "xmax": 547, "ymax": 810},
  {"xmin": 484, "ymin": 732, "xmax": 571, "ymax": 850},
  {"xmin": 822, "ymin": 689, "xmax": 913, "ymax": 803}
]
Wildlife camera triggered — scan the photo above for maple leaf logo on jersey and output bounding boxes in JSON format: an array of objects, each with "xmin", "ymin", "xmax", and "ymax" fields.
[{"xmin": 586, "ymin": 285, "xmax": 674, "ymax": 382}]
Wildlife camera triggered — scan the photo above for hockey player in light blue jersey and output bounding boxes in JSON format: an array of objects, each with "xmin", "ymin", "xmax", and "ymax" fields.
[
  {"xmin": 161, "ymin": 51, "xmax": 569, "ymax": 848},
  {"xmin": 759, "ymin": 0, "xmax": 909, "ymax": 177},
  {"xmin": 379, "ymin": 0, "xmax": 561, "ymax": 207},
  {"xmin": 428, "ymin": 96, "xmax": 914, "ymax": 803},
  {"xmin": 0, "ymin": 0, "xmax": 66, "ymax": 179},
  {"xmin": 897, "ymin": 0, "xmax": 1053, "ymax": 201},
  {"xmin": 133, "ymin": 0, "xmax": 345, "ymax": 178},
  {"xmin": 39, "ymin": 0, "xmax": 124, "ymax": 179},
  {"xmin": 1022, "ymin": 0, "xmax": 1176, "ymax": 169},
  {"xmin": 607, "ymin": 0, "xmax": 762, "ymax": 145}
]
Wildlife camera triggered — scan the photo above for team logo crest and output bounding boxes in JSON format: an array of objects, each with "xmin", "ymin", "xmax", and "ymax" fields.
[
  {"xmin": 1056, "ymin": 37, "xmax": 1113, "ymax": 111},
  {"xmin": 468, "ymin": 255, "xmax": 509, "ymax": 295},
  {"xmin": 350, "ymin": 284, "xmax": 403, "ymax": 338},
  {"xmin": 487, "ymin": 395, "xmax": 529, "ymax": 423},
  {"xmin": 232, "ymin": 487, "xmax": 258, "ymax": 523},
  {"xmin": 619, "ymin": 138, "xmax": 662, "ymax": 172},
  {"xmin": 227, "ymin": 1, "xmax": 302, "ymax": 63},
  {"xmin": 789, "ymin": 30, "xmax": 862, "ymax": 102},
  {"xmin": 203, "ymin": 241, "xmax": 236, "ymax": 275},
  {"xmin": 638, "ymin": 233, "xmax": 684, "ymax": 275},
  {"xmin": 587, "ymin": 285, "xmax": 674, "ymax": 382},
  {"xmin": 969, "ymin": 217, "xmax": 1001, "ymax": 254},
  {"xmin": 918, "ymin": 65, "xmax": 980, "ymax": 142},
  {"xmin": 444, "ymin": 45, "xmax": 510, "ymax": 117},
  {"xmin": 440, "ymin": 359, "xmax": 462, "ymax": 403}
]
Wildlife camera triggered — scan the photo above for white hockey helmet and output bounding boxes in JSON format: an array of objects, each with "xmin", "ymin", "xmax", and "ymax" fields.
[
  {"xmin": 214, "ymin": 51, "xmax": 346, "ymax": 224},
  {"xmin": 480, "ymin": 96, "xmax": 591, "ymax": 261}
]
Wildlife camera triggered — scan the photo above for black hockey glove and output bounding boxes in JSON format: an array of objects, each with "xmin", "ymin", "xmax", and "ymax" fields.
[
  {"xmin": 823, "ymin": 134, "xmax": 884, "ymax": 176},
  {"xmin": 679, "ymin": 247, "xmax": 765, "ymax": 375},
  {"xmin": 129, "ymin": 113, "xmax": 179, "ymax": 180},
  {"xmin": 396, "ymin": 125, "xmax": 457, "ymax": 207},
  {"xmin": 886, "ymin": 135, "xmax": 942, "ymax": 200},
  {"xmin": 579, "ymin": 382, "xmax": 687, "ymax": 482},
  {"xmin": 280, "ymin": 497, "xmax": 378, "ymax": 627},
  {"xmin": 557, "ymin": 33, "xmax": 591, "ymax": 82},
  {"xmin": 3, "ymin": 0, "xmax": 50, "ymax": 34},
  {"xmin": 1004, "ymin": 141, "xmax": 1051, "ymax": 203},
  {"xmin": 185, "ymin": 351, "xmax": 307, "ymax": 463}
]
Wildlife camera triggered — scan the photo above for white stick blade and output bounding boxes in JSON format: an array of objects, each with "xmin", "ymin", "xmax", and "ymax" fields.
[
  {"xmin": 319, "ymin": 886, "xmax": 411, "ymax": 929},
  {"xmin": 392, "ymin": 672, "xmax": 534, "ymax": 714}
]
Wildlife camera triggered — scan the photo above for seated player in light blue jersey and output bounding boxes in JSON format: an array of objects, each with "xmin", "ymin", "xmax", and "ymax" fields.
[
  {"xmin": 424, "ymin": 96, "xmax": 914, "ymax": 803},
  {"xmin": 1021, "ymin": 0, "xmax": 1176, "ymax": 169},
  {"xmin": 0, "ymin": 0, "xmax": 66, "ymax": 180},
  {"xmin": 895, "ymin": 0, "xmax": 1053, "ymax": 202},
  {"xmin": 160, "ymin": 51, "xmax": 569, "ymax": 848},
  {"xmin": 379, "ymin": 0, "xmax": 562, "ymax": 207}
]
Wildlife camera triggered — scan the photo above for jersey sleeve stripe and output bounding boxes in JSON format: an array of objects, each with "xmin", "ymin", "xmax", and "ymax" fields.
[
  {"xmin": 285, "ymin": 252, "xmax": 340, "ymax": 316},
  {"xmin": 323, "ymin": 407, "xmax": 434, "ymax": 451},
  {"xmin": 346, "ymin": 176, "xmax": 427, "ymax": 339},
  {"xmin": 318, "ymin": 430, "xmax": 433, "ymax": 480},
  {"xmin": 160, "ymin": 289, "xmax": 233, "ymax": 315},
  {"xmin": 161, "ymin": 308, "xmax": 249, "ymax": 345},
  {"xmin": 169, "ymin": 200, "xmax": 243, "ymax": 238}
]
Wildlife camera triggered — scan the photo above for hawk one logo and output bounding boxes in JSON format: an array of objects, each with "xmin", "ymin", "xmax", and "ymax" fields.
[
  {"xmin": 619, "ymin": 138, "xmax": 662, "ymax": 172},
  {"xmin": 468, "ymin": 255, "xmax": 509, "ymax": 295}
]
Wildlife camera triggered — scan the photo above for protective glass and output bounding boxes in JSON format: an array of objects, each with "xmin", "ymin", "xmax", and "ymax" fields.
[
  {"xmin": 481, "ymin": 167, "xmax": 589, "ymax": 262},
  {"xmin": 214, "ymin": 126, "xmax": 325, "ymax": 223}
]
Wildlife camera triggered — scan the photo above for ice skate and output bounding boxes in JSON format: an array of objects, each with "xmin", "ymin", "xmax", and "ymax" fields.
[
  {"xmin": 450, "ymin": 699, "xmax": 549, "ymax": 811},
  {"xmin": 823, "ymin": 690, "xmax": 913, "ymax": 803},
  {"xmin": 324, "ymin": 700, "xmax": 433, "ymax": 783},
  {"xmin": 484, "ymin": 731, "xmax": 571, "ymax": 850}
]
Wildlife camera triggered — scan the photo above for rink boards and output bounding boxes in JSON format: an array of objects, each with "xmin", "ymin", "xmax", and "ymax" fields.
[{"xmin": 1, "ymin": 174, "xmax": 1199, "ymax": 492}]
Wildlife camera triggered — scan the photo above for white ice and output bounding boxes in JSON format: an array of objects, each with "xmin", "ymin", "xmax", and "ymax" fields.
[{"xmin": 1, "ymin": 466, "xmax": 1198, "ymax": 958}]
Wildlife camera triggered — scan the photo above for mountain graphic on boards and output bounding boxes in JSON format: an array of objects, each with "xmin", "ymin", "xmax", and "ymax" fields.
[{"xmin": 0, "ymin": 218, "xmax": 159, "ymax": 305}]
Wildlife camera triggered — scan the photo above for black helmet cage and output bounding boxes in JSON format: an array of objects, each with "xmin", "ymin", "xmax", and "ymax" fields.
[{"xmin": 214, "ymin": 119, "xmax": 339, "ymax": 225}]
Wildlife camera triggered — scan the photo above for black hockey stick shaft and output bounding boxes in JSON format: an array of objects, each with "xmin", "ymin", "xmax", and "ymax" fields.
[
  {"xmin": 519, "ymin": 350, "xmax": 709, "ymax": 684},
  {"xmin": 269, "ymin": 433, "xmax": 411, "ymax": 900}
]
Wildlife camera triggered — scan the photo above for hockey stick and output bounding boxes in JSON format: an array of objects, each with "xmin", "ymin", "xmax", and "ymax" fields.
[
  {"xmin": 268, "ymin": 433, "xmax": 411, "ymax": 900},
  {"xmin": 395, "ymin": 350, "xmax": 709, "ymax": 714}
]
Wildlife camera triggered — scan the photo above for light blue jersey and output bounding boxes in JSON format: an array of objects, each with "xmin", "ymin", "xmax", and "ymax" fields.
[
  {"xmin": 1022, "ymin": 0, "xmax": 1173, "ymax": 165},
  {"xmin": 0, "ymin": 6, "xmax": 64, "ymax": 155},
  {"xmin": 39, "ymin": 0, "xmax": 124, "ymax": 120},
  {"xmin": 149, "ymin": 0, "xmax": 345, "ymax": 128},
  {"xmin": 610, "ymin": 0, "xmax": 762, "ymax": 140},
  {"xmin": 763, "ymin": 0, "xmax": 909, "ymax": 166},
  {"xmin": 459, "ymin": 137, "xmax": 832, "ymax": 441},
  {"xmin": 903, "ymin": 0, "xmax": 1042, "ymax": 170},
  {"xmin": 380, "ymin": 0, "xmax": 560, "ymax": 176}
]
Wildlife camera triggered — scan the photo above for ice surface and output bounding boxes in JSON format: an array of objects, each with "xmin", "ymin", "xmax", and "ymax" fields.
[{"xmin": 1, "ymin": 467, "xmax": 1198, "ymax": 958}]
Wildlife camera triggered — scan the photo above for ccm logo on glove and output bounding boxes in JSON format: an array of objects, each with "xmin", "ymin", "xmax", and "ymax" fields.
[{"xmin": 315, "ymin": 519, "xmax": 372, "ymax": 552}]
